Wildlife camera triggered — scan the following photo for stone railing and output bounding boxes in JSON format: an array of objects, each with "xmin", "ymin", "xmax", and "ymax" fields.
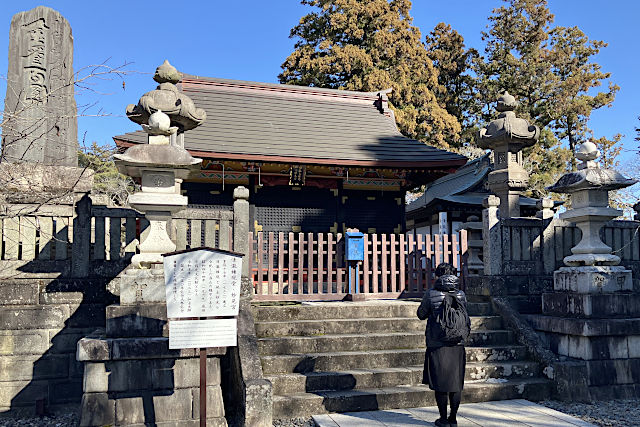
[
  {"xmin": 489, "ymin": 217, "xmax": 640, "ymax": 277},
  {"xmin": 0, "ymin": 199, "xmax": 234, "ymax": 280},
  {"xmin": 479, "ymin": 199, "xmax": 640, "ymax": 295}
]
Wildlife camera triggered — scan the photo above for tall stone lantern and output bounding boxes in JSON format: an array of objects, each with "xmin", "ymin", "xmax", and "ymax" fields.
[
  {"xmin": 77, "ymin": 63, "xmax": 231, "ymax": 427},
  {"xmin": 547, "ymin": 140, "xmax": 636, "ymax": 290},
  {"xmin": 525, "ymin": 141, "xmax": 640, "ymax": 401},
  {"xmin": 114, "ymin": 60, "xmax": 205, "ymax": 268},
  {"xmin": 477, "ymin": 92, "xmax": 539, "ymax": 218}
]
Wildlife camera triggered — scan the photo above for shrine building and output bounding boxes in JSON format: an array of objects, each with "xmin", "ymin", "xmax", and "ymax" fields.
[
  {"xmin": 114, "ymin": 76, "xmax": 467, "ymax": 234},
  {"xmin": 406, "ymin": 154, "xmax": 547, "ymax": 236}
]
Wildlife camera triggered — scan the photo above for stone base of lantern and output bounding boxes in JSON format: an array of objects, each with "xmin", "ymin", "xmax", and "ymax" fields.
[
  {"xmin": 76, "ymin": 332, "xmax": 227, "ymax": 427},
  {"xmin": 526, "ymin": 264, "xmax": 640, "ymax": 400},
  {"xmin": 526, "ymin": 313, "xmax": 640, "ymax": 400},
  {"xmin": 76, "ymin": 268, "xmax": 228, "ymax": 426},
  {"xmin": 554, "ymin": 266, "xmax": 632, "ymax": 293}
]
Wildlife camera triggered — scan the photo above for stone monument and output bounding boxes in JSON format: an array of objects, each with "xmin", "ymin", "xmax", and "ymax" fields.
[
  {"xmin": 1, "ymin": 6, "xmax": 92, "ymax": 205},
  {"xmin": 477, "ymin": 92, "xmax": 539, "ymax": 218},
  {"xmin": 77, "ymin": 61, "xmax": 228, "ymax": 426},
  {"xmin": 527, "ymin": 141, "xmax": 640, "ymax": 400},
  {"xmin": 2, "ymin": 6, "xmax": 77, "ymax": 165}
]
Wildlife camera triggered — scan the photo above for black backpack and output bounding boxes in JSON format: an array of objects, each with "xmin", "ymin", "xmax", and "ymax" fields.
[{"xmin": 434, "ymin": 292, "xmax": 471, "ymax": 344}]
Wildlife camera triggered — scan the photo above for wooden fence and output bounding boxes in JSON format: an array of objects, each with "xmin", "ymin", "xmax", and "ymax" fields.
[{"xmin": 250, "ymin": 231, "xmax": 468, "ymax": 301}]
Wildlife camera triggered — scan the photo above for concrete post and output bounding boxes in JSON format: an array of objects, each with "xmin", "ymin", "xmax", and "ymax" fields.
[
  {"xmin": 536, "ymin": 198, "xmax": 555, "ymax": 220},
  {"xmin": 482, "ymin": 195, "xmax": 502, "ymax": 275}
]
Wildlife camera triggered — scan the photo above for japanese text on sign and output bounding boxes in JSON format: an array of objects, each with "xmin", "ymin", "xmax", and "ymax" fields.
[{"xmin": 163, "ymin": 249, "xmax": 242, "ymax": 318}]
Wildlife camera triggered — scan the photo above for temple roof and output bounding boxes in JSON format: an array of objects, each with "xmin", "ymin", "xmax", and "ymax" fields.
[
  {"xmin": 114, "ymin": 76, "xmax": 466, "ymax": 169},
  {"xmin": 407, "ymin": 154, "xmax": 541, "ymax": 213}
]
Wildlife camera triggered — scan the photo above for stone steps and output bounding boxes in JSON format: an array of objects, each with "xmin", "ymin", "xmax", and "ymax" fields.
[
  {"xmin": 261, "ymin": 346, "xmax": 529, "ymax": 374},
  {"xmin": 267, "ymin": 361, "xmax": 542, "ymax": 394},
  {"xmin": 258, "ymin": 329, "xmax": 513, "ymax": 355},
  {"xmin": 255, "ymin": 315, "xmax": 502, "ymax": 337},
  {"xmin": 252, "ymin": 301, "xmax": 491, "ymax": 322},
  {"xmin": 253, "ymin": 300, "xmax": 552, "ymax": 420},
  {"xmin": 272, "ymin": 379, "xmax": 553, "ymax": 418}
]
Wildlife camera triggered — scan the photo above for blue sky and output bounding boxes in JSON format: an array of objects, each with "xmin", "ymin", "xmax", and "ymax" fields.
[{"xmin": 0, "ymin": 1, "xmax": 638, "ymax": 168}]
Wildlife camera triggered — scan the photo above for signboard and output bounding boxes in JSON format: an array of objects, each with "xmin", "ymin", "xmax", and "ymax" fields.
[
  {"xmin": 169, "ymin": 318, "xmax": 237, "ymax": 349},
  {"xmin": 162, "ymin": 247, "xmax": 243, "ymax": 350},
  {"xmin": 438, "ymin": 212, "xmax": 448, "ymax": 236},
  {"xmin": 163, "ymin": 248, "xmax": 242, "ymax": 319}
]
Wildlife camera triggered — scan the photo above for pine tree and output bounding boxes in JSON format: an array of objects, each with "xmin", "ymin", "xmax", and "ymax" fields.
[
  {"xmin": 425, "ymin": 23, "xmax": 479, "ymax": 144},
  {"xmin": 593, "ymin": 134, "xmax": 622, "ymax": 169},
  {"xmin": 78, "ymin": 142, "xmax": 135, "ymax": 206},
  {"xmin": 475, "ymin": 0, "xmax": 619, "ymax": 196},
  {"xmin": 279, "ymin": 0, "xmax": 460, "ymax": 148},
  {"xmin": 547, "ymin": 26, "xmax": 619, "ymax": 170}
]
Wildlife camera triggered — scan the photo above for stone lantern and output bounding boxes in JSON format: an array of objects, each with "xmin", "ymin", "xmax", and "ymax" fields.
[
  {"xmin": 114, "ymin": 60, "xmax": 205, "ymax": 268},
  {"xmin": 547, "ymin": 140, "xmax": 636, "ymax": 291},
  {"xmin": 77, "ymin": 63, "xmax": 227, "ymax": 427},
  {"xmin": 477, "ymin": 92, "xmax": 539, "ymax": 218}
]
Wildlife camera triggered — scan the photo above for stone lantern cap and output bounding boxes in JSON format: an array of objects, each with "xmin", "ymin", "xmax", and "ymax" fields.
[
  {"xmin": 114, "ymin": 144, "xmax": 202, "ymax": 180},
  {"xmin": 477, "ymin": 91, "xmax": 540, "ymax": 149},
  {"xmin": 126, "ymin": 60, "xmax": 206, "ymax": 132},
  {"xmin": 547, "ymin": 141, "xmax": 636, "ymax": 194}
]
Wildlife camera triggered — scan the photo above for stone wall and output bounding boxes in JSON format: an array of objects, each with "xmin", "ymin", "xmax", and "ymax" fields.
[{"xmin": 0, "ymin": 277, "xmax": 113, "ymax": 414}]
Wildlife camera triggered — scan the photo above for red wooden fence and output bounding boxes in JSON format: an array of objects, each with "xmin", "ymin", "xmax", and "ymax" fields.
[{"xmin": 249, "ymin": 231, "xmax": 468, "ymax": 301}]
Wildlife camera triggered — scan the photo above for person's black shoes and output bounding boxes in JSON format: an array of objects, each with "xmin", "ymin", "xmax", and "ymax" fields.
[
  {"xmin": 434, "ymin": 418, "xmax": 450, "ymax": 427},
  {"xmin": 447, "ymin": 417, "xmax": 458, "ymax": 426}
]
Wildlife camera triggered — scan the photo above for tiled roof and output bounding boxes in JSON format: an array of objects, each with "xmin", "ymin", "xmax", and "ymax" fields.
[
  {"xmin": 407, "ymin": 155, "xmax": 490, "ymax": 212},
  {"xmin": 114, "ymin": 76, "xmax": 467, "ymax": 168},
  {"xmin": 406, "ymin": 154, "xmax": 544, "ymax": 212}
]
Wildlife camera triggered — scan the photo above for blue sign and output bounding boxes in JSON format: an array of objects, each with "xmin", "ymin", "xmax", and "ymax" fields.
[{"xmin": 345, "ymin": 231, "xmax": 364, "ymax": 261}]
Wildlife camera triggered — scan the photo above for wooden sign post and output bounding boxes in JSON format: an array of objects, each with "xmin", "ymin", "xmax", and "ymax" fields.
[{"xmin": 162, "ymin": 247, "xmax": 243, "ymax": 427}]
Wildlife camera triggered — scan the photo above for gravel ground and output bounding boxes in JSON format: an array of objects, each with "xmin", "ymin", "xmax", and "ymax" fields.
[
  {"xmin": 273, "ymin": 417, "xmax": 315, "ymax": 427},
  {"xmin": 540, "ymin": 399, "xmax": 640, "ymax": 427},
  {"xmin": 0, "ymin": 412, "xmax": 78, "ymax": 427},
  {"xmin": 2, "ymin": 400, "xmax": 639, "ymax": 426}
]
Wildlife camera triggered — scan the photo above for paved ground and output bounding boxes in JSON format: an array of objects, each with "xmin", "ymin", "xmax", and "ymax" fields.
[{"xmin": 312, "ymin": 399, "xmax": 596, "ymax": 426}]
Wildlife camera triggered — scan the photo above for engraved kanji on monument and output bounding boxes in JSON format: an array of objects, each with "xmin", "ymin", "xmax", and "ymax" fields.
[
  {"xmin": 2, "ymin": 6, "xmax": 77, "ymax": 166},
  {"xmin": 163, "ymin": 247, "xmax": 243, "ymax": 349}
]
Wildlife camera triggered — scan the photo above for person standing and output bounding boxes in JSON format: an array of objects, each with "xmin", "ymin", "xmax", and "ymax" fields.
[{"xmin": 417, "ymin": 263, "xmax": 470, "ymax": 427}]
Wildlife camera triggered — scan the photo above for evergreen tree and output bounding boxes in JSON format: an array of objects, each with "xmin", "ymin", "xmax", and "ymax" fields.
[
  {"xmin": 78, "ymin": 142, "xmax": 135, "ymax": 206},
  {"xmin": 547, "ymin": 26, "xmax": 619, "ymax": 170},
  {"xmin": 593, "ymin": 133, "xmax": 622, "ymax": 169},
  {"xmin": 475, "ymin": 0, "xmax": 619, "ymax": 196},
  {"xmin": 279, "ymin": 0, "xmax": 460, "ymax": 148},
  {"xmin": 425, "ymin": 23, "xmax": 479, "ymax": 144}
]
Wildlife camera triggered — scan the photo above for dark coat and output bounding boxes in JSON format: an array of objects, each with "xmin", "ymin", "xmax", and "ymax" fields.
[{"xmin": 417, "ymin": 274, "xmax": 467, "ymax": 349}]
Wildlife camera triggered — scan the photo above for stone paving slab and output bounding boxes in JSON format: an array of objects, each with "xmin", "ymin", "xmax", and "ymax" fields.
[{"xmin": 312, "ymin": 399, "xmax": 596, "ymax": 427}]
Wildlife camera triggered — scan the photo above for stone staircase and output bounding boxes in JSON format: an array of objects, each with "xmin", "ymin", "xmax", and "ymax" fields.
[{"xmin": 251, "ymin": 299, "xmax": 553, "ymax": 420}]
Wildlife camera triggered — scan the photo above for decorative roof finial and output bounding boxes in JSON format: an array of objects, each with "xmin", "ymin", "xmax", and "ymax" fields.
[
  {"xmin": 126, "ymin": 60, "xmax": 206, "ymax": 132},
  {"xmin": 496, "ymin": 91, "xmax": 517, "ymax": 112},
  {"xmin": 153, "ymin": 59, "xmax": 182, "ymax": 84},
  {"xmin": 575, "ymin": 140, "xmax": 601, "ymax": 169}
]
